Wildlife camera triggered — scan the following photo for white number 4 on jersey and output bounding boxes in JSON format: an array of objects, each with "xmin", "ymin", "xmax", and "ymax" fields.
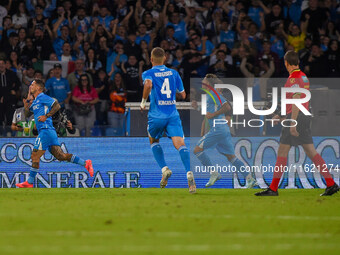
[{"xmin": 161, "ymin": 78, "xmax": 171, "ymax": 98}]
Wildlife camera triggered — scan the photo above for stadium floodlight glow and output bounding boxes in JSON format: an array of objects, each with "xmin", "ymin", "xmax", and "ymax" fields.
[{"xmin": 201, "ymin": 84, "xmax": 312, "ymax": 116}]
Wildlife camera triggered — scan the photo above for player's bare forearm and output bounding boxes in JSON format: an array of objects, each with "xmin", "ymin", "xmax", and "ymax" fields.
[
  {"xmin": 141, "ymin": 80, "xmax": 152, "ymax": 110},
  {"xmin": 142, "ymin": 80, "xmax": 152, "ymax": 100},
  {"xmin": 178, "ymin": 91, "xmax": 186, "ymax": 100},
  {"xmin": 46, "ymin": 102, "xmax": 61, "ymax": 118}
]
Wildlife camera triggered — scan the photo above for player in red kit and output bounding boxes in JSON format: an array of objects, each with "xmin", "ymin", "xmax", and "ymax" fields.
[{"xmin": 255, "ymin": 50, "xmax": 339, "ymax": 196}]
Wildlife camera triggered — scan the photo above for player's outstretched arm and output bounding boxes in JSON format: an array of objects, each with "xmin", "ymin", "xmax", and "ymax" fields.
[{"xmin": 140, "ymin": 80, "xmax": 152, "ymax": 110}]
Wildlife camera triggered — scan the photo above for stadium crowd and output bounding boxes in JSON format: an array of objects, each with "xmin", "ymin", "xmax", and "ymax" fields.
[{"xmin": 0, "ymin": 0, "xmax": 339, "ymax": 136}]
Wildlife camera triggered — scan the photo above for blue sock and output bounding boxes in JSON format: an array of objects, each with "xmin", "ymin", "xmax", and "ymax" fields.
[
  {"xmin": 230, "ymin": 157, "xmax": 249, "ymax": 178},
  {"xmin": 179, "ymin": 146, "xmax": 190, "ymax": 172},
  {"xmin": 70, "ymin": 155, "xmax": 86, "ymax": 166},
  {"xmin": 28, "ymin": 168, "xmax": 38, "ymax": 184},
  {"xmin": 151, "ymin": 143, "xmax": 167, "ymax": 169},
  {"xmin": 195, "ymin": 150, "xmax": 213, "ymax": 167}
]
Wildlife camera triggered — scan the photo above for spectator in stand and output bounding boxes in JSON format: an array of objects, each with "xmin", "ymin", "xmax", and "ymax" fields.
[
  {"xmin": 1, "ymin": 15, "xmax": 16, "ymax": 41},
  {"xmin": 0, "ymin": 59, "xmax": 21, "ymax": 136},
  {"xmin": 124, "ymin": 32, "xmax": 142, "ymax": 60},
  {"xmin": 257, "ymin": 39, "xmax": 280, "ymax": 76},
  {"xmin": 112, "ymin": 22, "xmax": 127, "ymax": 43},
  {"xmin": 94, "ymin": 68, "xmax": 110, "ymax": 130},
  {"xmin": 9, "ymin": 50, "xmax": 21, "ymax": 74},
  {"xmin": 164, "ymin": 8, "xmax": 187, "ymax": 45},
  {"xmin": 52, "ymin": 5, "xmax": 73, "ymax": 38},
  {"xmin": 72, "ymin": 6, "xmax": 91, "ymax": 35},
  {"xmin": 45, "ymin": 63, "xmax": 71, "ymax": 109},
  {"xmin": 21, "ymin": 37, "xmax": 37, "ymax": 63},
  {"xmin": 58, "ymin": 41, "xmax": 76, "ymax": 61},
  {"xmin": 26, "ymin": 5, "xmax": 48, "ymax": 36},
  {"xmin": 12, "ymin": 1, "xmax": 28, "ymax": 29},
  {"xmin": 300, "ymin": 0, "xmax": 328, "ymax": 37},
  {"xmin": 53, "ymin": 25, "xmax": 71, "ymax": 58},
  {"xmin": 191, "ymin": 34, "xmax": 214, "ymax": 56},
  {"xmin": 89, "ymin": 19, "xmax": 113, "ymax": 48},
  {"xmin": 106, "ymin": 40, "xmax": 127, "ymax": 78},
  {"xmin": 26, "ymin": 0, "xmax": 56, "ymax": 18},
  {"xmin": 85, "ymin": 48, "xmax": 102, "ymax": 76},
  {"xmin": 32, "ymin": 26, "xmax": 53, "ymax": 60},
  {"xmin": 67, "ymin": 58, "xmax": 93, "ymax": 91},
  {"xmin": 108, "ymin": 72, "xmax": 127, "ymax": 136},
  {"xmin": 208, "ymin": 50, "xmax": 237, "ymax": 78},
  {"xmin": 97, "ymin": 5, "xmax": 114, "ymax": 30},
  {"xmin": 136, "ymin": 23, "xmax": 150, "ymax": 45},
  {"xmin": 18, "ymin": 27, "xmax": 27, "ymax": 52},
  {"xmin": 325, "ymin": 39, "xmax": 340, "ymax": 77},
  {"xmin": 282, "ymin": 14, "xmax": 309, "ymax": 52},
  {"xmin": 248, "ymin": 0, "xmax": 269, "ymax": 29},
  {"xmin": 2, "ymin": 32, "xmax": 20, "ymax": 59},
  {"xmin": 122, "ymin": 54, "xmax": 141, "ymax": 102},
  {"xmin": 97, "ymin": 36, "xmax": 110, "ymax": 70},
  {"xmin": 209, "ymin": 42, "xmax": 233, "ymax": 66},
  {"xmin": 72, "ymin": 73, "xmax": 99, "ymax": 136},
  {"xmin": 217, "ymin": 19, "xmax": 236, "ymax": 49},
  {"xmin": 304, "ymin": 43, "xmax": 328, "ymax": 77},
  {"xmin": 264, "ymin": 2, "xmax": 284, "ymax": 35}
]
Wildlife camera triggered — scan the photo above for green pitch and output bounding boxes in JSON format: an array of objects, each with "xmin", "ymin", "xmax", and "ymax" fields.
[{"xmin": 0, "ymin": 189, "xmax": 339, "ymax": 255}]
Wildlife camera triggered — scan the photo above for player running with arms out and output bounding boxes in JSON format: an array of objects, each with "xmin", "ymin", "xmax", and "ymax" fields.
[
  {"xmin": 255, "ymin": 50, "xmax": 339, "ymax": 196},
  {"xmin": 16, "ymin": 79, "xmax": 94, "ymax": 188},
  {"xmin": 194, "ymin": 74, "xmax": 258, "ymax": 188},
  {"xmin": 140, "ymin": 47, "xmax": 196, "ymax": 193}
]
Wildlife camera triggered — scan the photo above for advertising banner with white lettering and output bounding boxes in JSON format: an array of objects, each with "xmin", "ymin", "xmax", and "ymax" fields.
[{"xmin": 0, "ymin": 137, "xmax": 339, "ymax": 188}]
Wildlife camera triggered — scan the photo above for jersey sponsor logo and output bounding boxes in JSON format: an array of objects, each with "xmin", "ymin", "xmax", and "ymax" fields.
[
  {"xmin": 158, "ymin": 100, "xmax": 176, "ymax": 105},
  {"xmin": 32, "ymin": 105, "xmax": 39, "ymax": 110},
  {"xmin": 154, "ymin": 71, "xmax": 173, "ymax": 77},
  {"xmin": 302, "ymin": 76, "xmax": 308, "ymax": 83}
]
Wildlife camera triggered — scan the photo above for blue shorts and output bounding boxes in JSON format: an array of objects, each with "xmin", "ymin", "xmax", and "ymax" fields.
[
  {"xmin": 147, "ymin": 115, "xmax": 184, "ymax": 139},
  {"xmin": 34, "ymin": 129, "xmax": 60, "ymax": 151},
  {"xmin": 197, "ymin": 127, "xmax": 235, "ymax": 155}
]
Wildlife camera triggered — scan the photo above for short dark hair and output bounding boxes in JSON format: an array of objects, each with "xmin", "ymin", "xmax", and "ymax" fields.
[
  {"xmin": 33, "ymin": 79, "xmax": 45, "ymax": 91},
  {"xmin": 151, "ymin": 47, "xmax": 165, "ymax": 60},
  {"xmin": 284, "ymin": 50, "xmax": 299, "ymax": 66}
]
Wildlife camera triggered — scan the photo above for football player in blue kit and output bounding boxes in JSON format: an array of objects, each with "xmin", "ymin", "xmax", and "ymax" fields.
[
  {"xmin": 194, "ymin": 74, "xmax": 258, "ymax": 188},
  {"xmin": 140, "ymin": 47, "xmax": 195, "ymax": 193},
  {"xmin": 16, "ymin": 79, "xmax": 94, "ymax": 188}
]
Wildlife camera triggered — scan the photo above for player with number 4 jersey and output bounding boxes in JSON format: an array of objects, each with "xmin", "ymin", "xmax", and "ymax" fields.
[{"xmin": 141, "ymin": 47, "xmax": 195, "ymax": 193}]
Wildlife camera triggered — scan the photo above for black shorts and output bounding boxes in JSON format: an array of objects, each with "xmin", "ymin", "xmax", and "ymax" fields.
[{"xmin": 280, "ymin": 113, "xmax": 313, "ymax": 146}]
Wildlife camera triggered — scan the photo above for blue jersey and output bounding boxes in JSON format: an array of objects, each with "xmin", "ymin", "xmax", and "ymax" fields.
[
  {"xmin": 142, "ymin": 65, "xmax": 184, "ymax": 119},
  {"xmin": 45, "ymin": 77, "xmax": 71, "ymax": 106},
  {"xmin": 207, "ymin": 90, "xmax": 229, "ymax": 131},
  {"xmin": 30, "ymin": 93, "xmax": 56, "ymax": 132}
]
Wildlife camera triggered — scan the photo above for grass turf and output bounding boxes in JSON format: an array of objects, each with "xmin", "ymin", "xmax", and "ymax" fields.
[{"xmin": 0, "ymin": 188, "xmax": 339, "ymax": 255}]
